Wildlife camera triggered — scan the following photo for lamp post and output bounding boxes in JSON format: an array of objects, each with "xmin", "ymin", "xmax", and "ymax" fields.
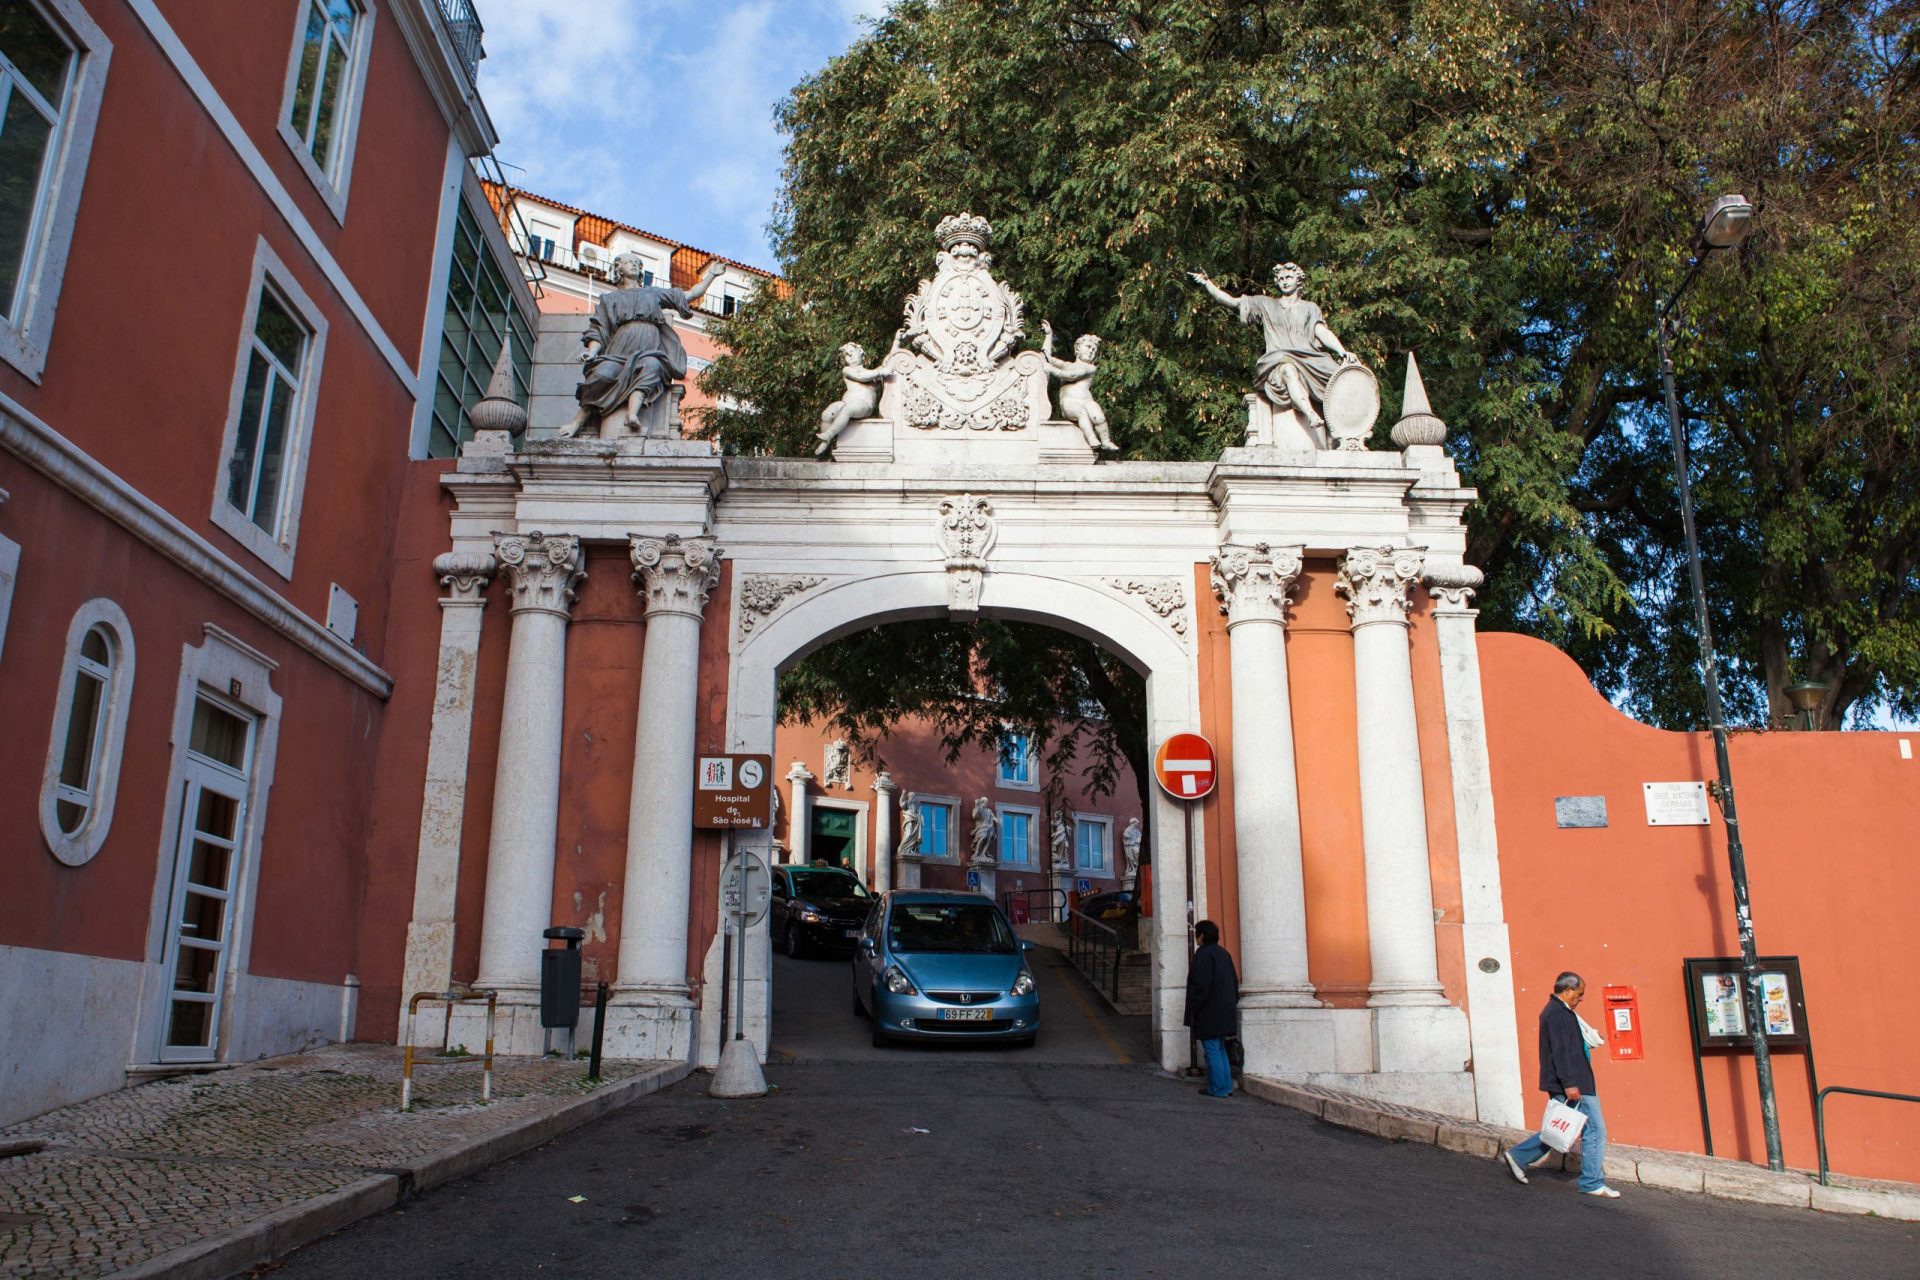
[{"xmin": 1654, "ymin": 192, "xmax": 1784, "ymax": 1172}]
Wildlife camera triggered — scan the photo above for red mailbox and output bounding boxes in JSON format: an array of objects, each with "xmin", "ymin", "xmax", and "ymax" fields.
[{"xmin": 1603, "ymin": 985, "xmax": 1643, "ymax": 1061}]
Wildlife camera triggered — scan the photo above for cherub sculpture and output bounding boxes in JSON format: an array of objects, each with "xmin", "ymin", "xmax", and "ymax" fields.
[
  {"xmin": 815, "ymin": 333, "xmax": 903, "ymax": 457},
  {"xmin": 1040, "ymin": 320, "xmax": 1115, "ymax": 452},
  {"xmin": 1188, "ymin": 261, "xmax": 1360, "ymax": 433}
]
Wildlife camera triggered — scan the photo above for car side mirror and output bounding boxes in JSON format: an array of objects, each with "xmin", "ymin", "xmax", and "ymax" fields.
[
  {"xmin": 859, "ymin": 937, "xmax": 877, "ymax": 953},
  {"xmin": 1019, "ymin": 940, "xmax": 1035, "ymax": 953}
]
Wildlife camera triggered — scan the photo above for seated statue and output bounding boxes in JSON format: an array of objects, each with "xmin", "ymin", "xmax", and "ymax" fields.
[
  {"xmin": 815, "ymin": 334, "xmax": 901, "ymax": 457},
  {"xmin": 1189, "ymin": 261, "xmax": 1360, "ymax": 432},
  {"xmin": 1040, "ymin": 321, "xmax": 1115, "ymax": 452},
  {"xmin": 560, "ymin": 253, "xmax": 725, "ymax": 439}
]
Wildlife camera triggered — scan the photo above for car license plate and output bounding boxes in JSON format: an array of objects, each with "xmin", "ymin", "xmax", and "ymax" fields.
[
  {"xmin": 939, "ymin": 1008, "xmax": 991, "ymax": 1021},
  {"xmin": 842, "ymin": 929, "xmax": 858, "ymax": 939}
]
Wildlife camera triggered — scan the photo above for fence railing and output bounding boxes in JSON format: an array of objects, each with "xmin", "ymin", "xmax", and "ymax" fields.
[
  {"xmin": 1065, "ymin": 907, "xmax": 1123, "ymax": 1005},
  {"xmin": 434, "ymin": 0, "xmax": 486, "ymax": 83},
  {"xmin": 1002, "ymin": 887, "xmax": 1066, "ymax": 925},
  {"xmin": 1816, "ymin": 1085, "xmax": 1920, "ymax": 1185}
]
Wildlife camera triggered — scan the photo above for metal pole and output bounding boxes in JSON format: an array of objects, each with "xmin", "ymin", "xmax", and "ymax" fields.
[
  {"xmin": 1183, "ymin": 797, "xmax": 1201, "ymax": 1076},
  {"xmin": 732, "ymin": 830, "xmax": 747, "ymax": 1041},
  {"xmin": 588, "ymin": 982, "xmax": 608, "ymax": 1081},
  {"xmin": 1658, "ymin": 309, "xmax": 1785, "ymax": 1172}
]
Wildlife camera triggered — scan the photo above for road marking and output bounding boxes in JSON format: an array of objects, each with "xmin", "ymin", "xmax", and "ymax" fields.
[{"xmin": 1049, "ymin": 955, "xmax": 1134, "ymax": 1065}]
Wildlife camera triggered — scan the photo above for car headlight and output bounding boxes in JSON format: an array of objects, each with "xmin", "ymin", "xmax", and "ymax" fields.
[
  {"xmin": 884, "ymin": 965, "xmax": 917, "ymax": 995},
  {"xmin": 1012, "ymin": 971, "xmax": 1035, "ymax": 996},
  {"xmin": 799, "ymin": 907, "xmax": 827, "ymax": 924}
]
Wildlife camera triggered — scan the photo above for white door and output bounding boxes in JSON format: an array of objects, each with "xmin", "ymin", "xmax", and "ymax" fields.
[{"xmin": 158, "ymin": 695, "xmax": 255, "ymax": 1063}]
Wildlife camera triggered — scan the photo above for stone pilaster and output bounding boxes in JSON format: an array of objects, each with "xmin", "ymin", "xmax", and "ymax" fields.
[
  {"xmin": 609, "ymin": 533, "xmax": 722, "ymax": 1060},
  {"xmin": 474, "ymin": 533, "xmax": 584, "ymax": 1007},
  {"xmin": 873, "ymin": 772, "xmax": 897, "ymax": 894},
  {"xmin": 785, "ymin": 761, "xmax": 814, "ymax": 867},
  {"xmin": 397, "ymin": 551, "xmax": 496, "ymax": 1037}
]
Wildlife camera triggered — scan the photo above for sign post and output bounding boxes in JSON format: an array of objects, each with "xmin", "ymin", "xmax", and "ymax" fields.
[
  {"xmin": 1153, "ymin": 733, "xmax": 1217, "ymax": 1077},
  {"xmin": 698, "ymin": 754, "xmax": 773, "ymax": 1098}
]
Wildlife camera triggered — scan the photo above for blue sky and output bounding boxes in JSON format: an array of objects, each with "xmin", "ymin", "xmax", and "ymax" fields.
[{"xmin": 478, "ymin": 0, "xmax": 883, "ymax": 273}]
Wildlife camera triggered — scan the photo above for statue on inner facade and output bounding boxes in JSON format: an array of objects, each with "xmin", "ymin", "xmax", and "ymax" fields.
[
  {"xmin": 1040, "ymin": 321, "xmax": 1115, "ymax": 452},
  {"xmin": 823, "ymin": 739, "xmax": 852, "ymax": 790},
  {"xmin": 1050, "ymin": 810, "xmax": 1072, "ymax": 873},
  {"xmin": 559, "ymin": 253, "xmax": 726, "ymax": 439},
  {"xmin": 898, "ymin": 792, "xmax": 923, "ymax": 860},
  {"xmin": 1122, "ymin": 816, "xmax": 1142, "ymax": 883},
  {"xmin": 1188, "ymin": 261, "xmax": 1361, "ymax": 438},
  {"xmin": 969, "ymin": 796, "xmax": 997, "ymax": 866},
  {"xmin": 815, "ymin": 336, "xmax": 902, "ymax": 456}
]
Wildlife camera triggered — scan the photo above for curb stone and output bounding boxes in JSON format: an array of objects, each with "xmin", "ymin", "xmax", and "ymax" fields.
[
  {"xmin": 99, "ymin": 1061, "xmax": 690, "ymax": 1280},
  {"xmin": 1242, "ymin": 1073, "xmax": 1920, "ymax": 1222}
]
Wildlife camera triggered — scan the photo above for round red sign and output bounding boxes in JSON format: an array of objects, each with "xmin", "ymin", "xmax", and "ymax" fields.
[{"xmin": 1153, "ymin": 733, "xmax": 1217, "ymax": 800}]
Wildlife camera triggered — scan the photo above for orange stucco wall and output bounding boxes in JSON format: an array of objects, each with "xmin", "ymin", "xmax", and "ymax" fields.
[{"xmin": 1483, "ymin": 632, "xmax": 1920, "ymax": 1181}]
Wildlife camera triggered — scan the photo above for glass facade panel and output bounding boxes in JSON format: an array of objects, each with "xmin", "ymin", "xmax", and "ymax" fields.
[{"xmin": 428, "ymin": 199, "xmax": 532, "ymax": 457}]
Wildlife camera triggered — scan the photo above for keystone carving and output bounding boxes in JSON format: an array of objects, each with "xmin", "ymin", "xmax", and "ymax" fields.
[
  {"xmin": 493, "ymin": 532, "xmax": 585, "ymax": 617},
  {"xmin": 433, "ymin": 549, "xmax": 496, "ymax": 604},
  {"xmin": 1336, "ymin": 546, "xmax": 1427, "ymax": 627},
  {"xmin": 1109, "ymin": 576, "xmax": 1189, "ymax": 636},
  {"xmin": 935, "ymin": 493, "xmax": 996, "ymax": 614},
  {"xmin": 737, "ymin": 574, "xmax": 826, "ymax": 638},
  {"xmin": 1210, "ymin": 542, "xmax": 1304, "ymax": 628},
  {"xmin": 631, "ymin": 533, "xmax": 723, "ymax": 620},
  {"xmin": 1422, "ymin": 562, "xmax": 1484, "ymax": 614}
]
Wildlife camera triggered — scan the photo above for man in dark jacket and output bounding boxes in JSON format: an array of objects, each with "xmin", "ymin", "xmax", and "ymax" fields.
[
  {"xmin": 1185, "ymin": 920, "xmax": 1239, "ymax": 1098},
  {"xmin": 1500, "ymin": 971, "xmax": 1619, "ymax": 1198}
]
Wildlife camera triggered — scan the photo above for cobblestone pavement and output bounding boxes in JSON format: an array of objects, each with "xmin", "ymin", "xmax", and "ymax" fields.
[{"xmin": 0, "ymin": 1045, "xmax": 653, "ymax": 1278}]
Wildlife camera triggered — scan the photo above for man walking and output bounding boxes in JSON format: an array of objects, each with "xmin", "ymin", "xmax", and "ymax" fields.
[
  {"xmin": 1501, "ymin": 971, "xmax": 1620, "ymax": 1198},
  {"xmin": 1185, "ymin": 920, "xmax": 1239, "ymax": 1099}
]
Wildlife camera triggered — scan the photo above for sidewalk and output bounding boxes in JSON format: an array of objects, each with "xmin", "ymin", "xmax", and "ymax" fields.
[
  {"xmin": 0, "ymin": 1045, "xmax": 687, "ymax": 1279},
  {"xmin": 1244, "ymin": 1074, "xmax": 1920, "ymax": 1221}
]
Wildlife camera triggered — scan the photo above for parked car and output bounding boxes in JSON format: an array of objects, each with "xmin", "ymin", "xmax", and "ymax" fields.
[
  {"xmin": 1078, "ymin": 889, "xmax": 1134, "ymax": 924},
  {"xmin": 772, "ymin": 865, "xmax": 874, "ymax": 958},
  {"xmin": 852, "ymin": 891, "xmax": 1040, "ymax": 1048}
]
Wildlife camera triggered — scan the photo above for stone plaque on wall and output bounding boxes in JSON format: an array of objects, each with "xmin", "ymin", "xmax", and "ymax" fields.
[{"xmin": 1554, "ymin": 796, "xmax": 1608, "ymax": 829}]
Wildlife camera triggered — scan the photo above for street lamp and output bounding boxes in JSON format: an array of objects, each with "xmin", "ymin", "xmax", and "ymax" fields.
[
  {"xmin": 1654, "ymin": 193, "xmax": 1785, "ymax": 1172},
  {"xmin": 1786, "ymin": 679, "xmax": 1830, "ymax": 731}
]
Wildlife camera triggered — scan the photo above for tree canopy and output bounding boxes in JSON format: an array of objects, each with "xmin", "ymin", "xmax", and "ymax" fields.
[{"xmin": 701, "ymin": 0, "xmax": 1920, "ymax": 736}]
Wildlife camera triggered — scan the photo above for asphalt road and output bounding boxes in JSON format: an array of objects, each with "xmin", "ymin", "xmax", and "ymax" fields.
[{"xmin": 263, "ymin": 952, "xmax": 1920, "ymax": 1280}]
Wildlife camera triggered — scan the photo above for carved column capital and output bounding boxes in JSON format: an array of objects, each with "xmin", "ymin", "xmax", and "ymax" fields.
[
  {"xmin": 787, "ymin": 761, "xmax": 815, "ymax": 785},
  {"xmin": 1210, "ymin": 542, "xmax": 1304, "ymax": 628},
  {"xmin": 1336, "ymin": 546, "xmax": 1426, "ymax": 628},
  {"xmin": 874, "ymin": 770, "xmax": 897, "ymax": 795},
  {"xmin": 433, "ymin": 549, "xmax": 496, "ymax": 605},
  {"xmin": 1422, "ymin": 562, "xmax": 1484, "ymax": 616},
  {"xmin": 630, "ymin": 533, "xmax": 723, "ymax": 620},
  {"xmin": 493, "ymin": 532, "xmax": 585, "ymax": 618}
]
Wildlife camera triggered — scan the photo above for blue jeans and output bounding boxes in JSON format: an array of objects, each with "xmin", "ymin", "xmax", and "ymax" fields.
[
  {"xmin": 1200, "ymin": 1038, "xmax": 1233, "ymax": 1097},
  {"xmin": 1507, "ymin": 1094, "xmax": 1607, "ymax": 1191}
]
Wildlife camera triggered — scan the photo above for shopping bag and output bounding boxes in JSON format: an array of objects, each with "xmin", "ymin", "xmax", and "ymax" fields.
[{"xmin": 1539, "ymin": 1097, "xmax": 1588, "ymax": 1154}]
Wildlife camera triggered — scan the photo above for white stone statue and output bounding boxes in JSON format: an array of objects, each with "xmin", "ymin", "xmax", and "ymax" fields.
[
  {"xmin": 1040, "ymin": 321, "xmax": 1115, "ymax": 452},
  {"xmin": 898, "ymin": 792, "xmax": 923, "ymax": 860},
  {"xmin": 1122, "ymin": 816, "xmax": 1142, "ymax": 882},
  {"xmin": 969, "ymin": 796, "xmax": 997, "ymax": 866},
  {"xmin": 1050, "ymin": 811, "xmax": 1071, "ymax": 873},
  {"xmin": 770, "ymin": 786, "xmax": 784, "ymax": 853},
  {"xmin": 1188, "ymin": 261, "xmax": 1375, "ymax": 446},
  {"xmin": 815, "ymin": 335, "xmax": 902, "ymax": 457},
  {"xmin": 823, "ymin": 739, "xmax": 852, "ymax": 790},
  {"xmin": 560, "ymin": 254, "xmax": 725, "ymax": 439}
]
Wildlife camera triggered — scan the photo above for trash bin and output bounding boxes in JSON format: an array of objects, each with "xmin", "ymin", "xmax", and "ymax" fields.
[{"xmin": 540, "ymin": 926, "xmax": 585, "ymax": 1031}]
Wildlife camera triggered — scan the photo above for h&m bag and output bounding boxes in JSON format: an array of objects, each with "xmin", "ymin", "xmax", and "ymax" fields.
[{"xmin": 1539, "ymin": 1097, "xmax": 1588, "ymax": 1154}]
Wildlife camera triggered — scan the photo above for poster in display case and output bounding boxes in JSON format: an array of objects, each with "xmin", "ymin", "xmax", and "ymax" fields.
[{"xmin": 1683, "ymin": 956, "xmax": 1810, "ymax": 1049}]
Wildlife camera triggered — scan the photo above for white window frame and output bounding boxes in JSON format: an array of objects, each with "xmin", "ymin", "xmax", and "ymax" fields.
[
  {"xmin": 274, "ymin": 0, "xmax": 377, "ymax": 224},
  {"xmin": 210, "ymin": 238, "xmax": 328, "ymax": 580},
  {"xmin": 995, "ymin": 729, "xmax": 1039, "ymax": 791},
  {"xmin": 0, "ymin": 521, "xmax": 19, "ymax": 664},
  {"xmin": 0, "ymin": 0, "xmax": 111, "ymax": 383},
  {"xmin": 1074, "ymin": 812, "xmax": 1112, "ymax": 874},
  {"xmin": 916, "ymin": 793, "xmax": 959, "ymax": 862},
  {"xmin": 137, "ymin": 625, "xmax": 283, "ymax": 1066},
  {"xmin": 996, "ymin": 803, "xmax": 1040, "ymax": 867},
  {"xmin": 39, "ymin": 598, "xmax": 135, "ymax": 866}
]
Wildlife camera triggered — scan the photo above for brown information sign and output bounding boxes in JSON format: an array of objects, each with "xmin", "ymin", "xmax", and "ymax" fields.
[{"xmin": 693, "ymin": 754, "xmax": 773, "ymax": 829}]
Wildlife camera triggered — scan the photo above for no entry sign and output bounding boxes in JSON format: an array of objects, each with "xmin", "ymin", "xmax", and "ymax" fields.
[{"xmin": 1153, "ymin": 733, "xmax": 1216, "ymax": 800}]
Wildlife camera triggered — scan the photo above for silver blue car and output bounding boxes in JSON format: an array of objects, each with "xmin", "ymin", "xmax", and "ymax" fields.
[{"xmin": 852, "ymin": 890, "xmax": 1040, "ymax": 1047}]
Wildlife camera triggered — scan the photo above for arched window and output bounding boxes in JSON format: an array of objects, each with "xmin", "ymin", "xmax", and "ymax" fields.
[{"xmin": 41, "ymin": 599, "xmax": 134, "ymax": 865}]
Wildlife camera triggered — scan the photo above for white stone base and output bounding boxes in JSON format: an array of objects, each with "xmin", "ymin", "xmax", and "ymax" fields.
[
  {"xmin": 1238, "ymin": 1005, "xmax": 1347, "ymax": 1077},
  {"xmin": 1309, "ymin": 1069, "xmax": 1478, "ymax": 1118},
  {"xmin": 1245, "ymin": 1003, "xmax": 1478, "ymax": 1119},
  {"xmin": 601, "ymin": 994, "xmax": 696, "ymax": 1062},
  {"xmin": 1372, "ymin": 1002, "xmax": 1472, "ymax": 1074},
  {"xmin": 443, "ymin": 991, "xmax": 552, "ymax": 1058},
  {"xmin": 824, "ymin": 417, "xmax": 1099, "ymax": 466}
]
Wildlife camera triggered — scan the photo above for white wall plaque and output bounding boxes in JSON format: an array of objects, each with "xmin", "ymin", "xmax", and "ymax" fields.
[{"xmin": 1643, "ymin": 781, "xmax": 1710, "ymax": 826}]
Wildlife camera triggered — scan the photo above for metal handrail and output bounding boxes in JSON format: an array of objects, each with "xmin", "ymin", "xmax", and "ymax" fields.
[
  {"xmin": 1002, "ymin": 887, "xmax": 1067, "ymax": 924},
  {"xmin": 1816, "ymin": 1085, "xmax": 1920, "ymax": 1185},
  {"xmin": 1066, "ymin": 907, "xmax": 1123, "ymax": 1004},
  {"xmin": 401, "ymin": 988, "xmax": 496, "ymax": 1111}
]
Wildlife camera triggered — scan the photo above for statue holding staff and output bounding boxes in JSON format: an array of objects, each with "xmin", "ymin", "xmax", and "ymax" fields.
[
  {"xmin": 1188, "ymin": 261, "xmax": 1360, "ymax": 434},
  {"xmin": 561, "ymin": 253, "xmax": 726, "ymax": 438}
]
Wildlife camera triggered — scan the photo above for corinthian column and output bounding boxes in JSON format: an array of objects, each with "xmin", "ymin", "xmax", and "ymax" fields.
[
  {"xmin": 617, "ymin": 534, "xmax": 723, "ymax": 1002},
  {"xmin": 785, "ymin": 761, "xmax": 814, "ymax": 866},
  {"xmin": 1337, "ymin": 546, "xmax": 1446, "ymax": 1007},
  {"xmin": 398, "ymin": 551, "xmax": 495, "ymax": 1034},
  {"xmin": 1209, "ymin": 542, "xmax": 1316, "ymax": 1007},
  {"xmin": 872, "ymin": 772, "xmax": 897, "ymax": 894},
  {"xmin": 475, "ymin": 532, "xmax": 585, "ymax": 992}
]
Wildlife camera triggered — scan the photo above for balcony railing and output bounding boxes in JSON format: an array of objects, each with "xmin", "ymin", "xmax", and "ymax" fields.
[{"xmin": 435, "ymin": 0, "xmax": 485, "ymax": 83}]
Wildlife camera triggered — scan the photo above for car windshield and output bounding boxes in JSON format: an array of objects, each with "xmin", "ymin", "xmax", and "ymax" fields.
[
  {"xmin": 887, "ymin": 904, "xmax": 1015, "ymax": 954},
  {"xmin": 789, "ymin": 870, "xmax": 869, "ymax": 899}
]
